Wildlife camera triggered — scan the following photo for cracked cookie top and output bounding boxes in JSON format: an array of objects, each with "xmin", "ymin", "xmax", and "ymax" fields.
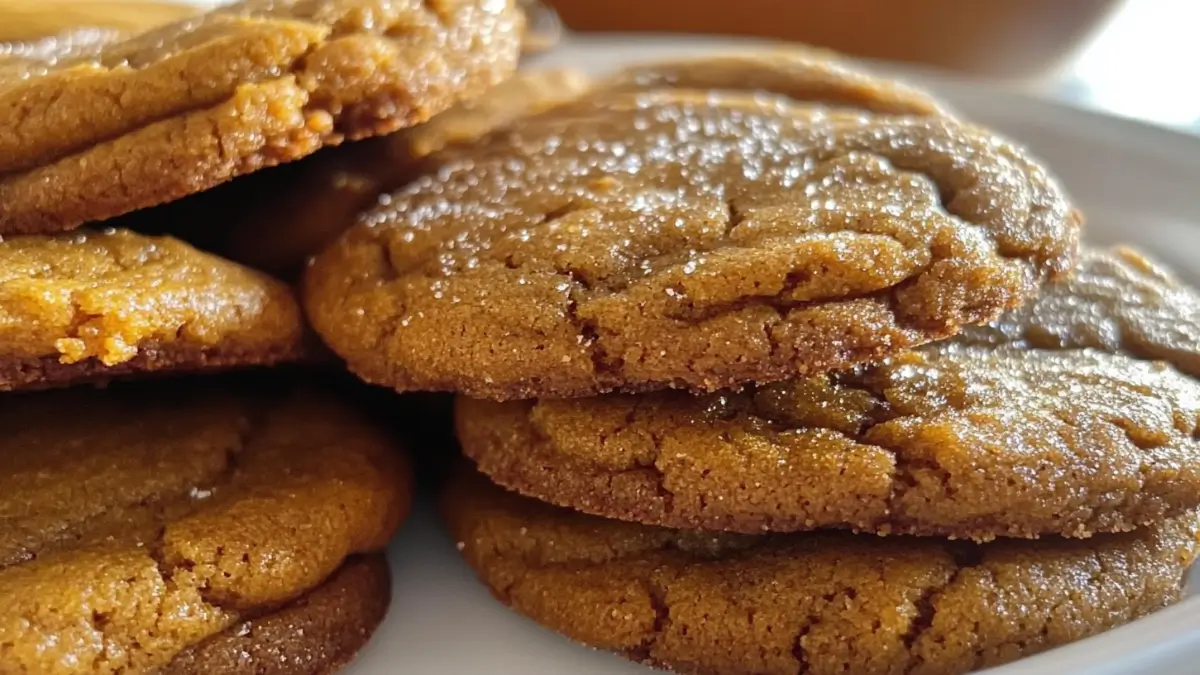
[
  {"xmin": 958, "ymin": 246, "xmax": 1200, "ymax": 377},
  {"xmin": 0, "ymin": 228, "xmax": 309, "ymax": 392},
  {"xmin": 306, "ymin": 65, "xmax": 1079, "ymax": 400},
  {"xmin": 446, "ymin": 468, "xmax": 1199, "ymax": 675},
  {"xmin": 457, "ymin": 246, "xmax": 1200, "ymax": 539},
  {"xmin": 458, "ymin": 342, "xmax": 1200, "ymax": 540},
  {"xmin": 0, "ymin": 0, "xmax": 524, "ymax": 235},
  {"xmin": 0, "ymin": 380, "xmax": 409, "ymax": 675}
]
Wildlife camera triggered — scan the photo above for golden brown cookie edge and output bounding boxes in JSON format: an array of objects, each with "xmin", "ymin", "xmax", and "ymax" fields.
[
  {"xmin": 160, "ymin": 553, "xmax": 391, "ymax": 675},
  {"xmin": 444, "ymin": 467, "xmax": 1199, "ymax": 675},
  {"xmin": 0, "ymin": 0, "xmax": 525, "ymax": 235}
]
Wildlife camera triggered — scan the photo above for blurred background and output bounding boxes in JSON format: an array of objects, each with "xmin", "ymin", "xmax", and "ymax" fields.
[{"xmin": 2, "ymin": 0, "xmax": 1196, "ymax": 133}]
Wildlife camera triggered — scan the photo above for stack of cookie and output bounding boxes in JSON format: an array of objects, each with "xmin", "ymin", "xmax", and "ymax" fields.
[
  {"xmin": 300, "ymin": 55, "xmax": 1200, "ymax": 674},
  {"xmin": 0, "ymin": 0, "xmax": 541, "ymax": 672},
  {"xmin": 5, "ymin": 0, "xmax": 1200, "ymax": 672}
]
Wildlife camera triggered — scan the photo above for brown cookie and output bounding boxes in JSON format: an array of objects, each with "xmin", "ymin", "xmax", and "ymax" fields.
[
  {"xmin": 446, "ymin": 468, "xmax": 1200, "ymax": 675},
  {"xmin": 0, "ymin": 0, "xmax": 524, "ymax": 235},
  {"xmin": 0, "ymin": 228, "xmax": 309, "ymax": 392},
  {"xmin": 457, "ymin": 247, "xmax": 1200, "ymax": 539},
  {"xmin": 306, "ymin": 58, "xmax": 1079, "ymax": 400},
  {"xmin": 459, "ymin": 341, "xmax": 1200, "ymax": 540},
  {"xmin": 134, "ymin": 68, "xmax": 593, "ymax": 279},
  {"xmin": 959, "ymin": 245, "xmax": 1200, "ymax": 377},
  {"xmin": 0, "ymin": 380, "xmax": 410, "ymax": 675},
  {"xmin": 161, "ymin": 554, "xmax": 391, "ymax": 675}
]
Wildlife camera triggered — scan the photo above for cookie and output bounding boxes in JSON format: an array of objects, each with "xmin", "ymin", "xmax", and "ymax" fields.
[
  {"xmin": 0, "ymin": 0, "xmax": 524, "ymax": 235},
  {"xmin": 460, "ymin": 339, "xmax": 1200, "ymax": 539},
  {"xmin": 0, "ymin": 380, "xmax": 410, "ymax": 675},
  {"xmin": 959, "ymin": 245, "xmax": 1200, "ymax": 377},
  {"xmin": 446, "ymin": 468, "xmax": 1200, "ymax": 675},
  {"xmin": 136, "ymin": 68, "xmax": 593, "ymax": 278},
  {"xmin": 457, "ymin": 247, "xmax": 1200, "ymax": 538},
  {"xmin": 161, "ymin": 554, "xmax": 390, "ymax": 675},
  {"xmin": 0, "ymin": 228, "xmax": 308, "ymax": 392},
  {"xmin": 306, "ymin": 73, "xmax": 1079, "ymax": 400}
]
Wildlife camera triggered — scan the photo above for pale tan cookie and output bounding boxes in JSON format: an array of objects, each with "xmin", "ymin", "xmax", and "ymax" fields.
[
  {"xmin": 0, "ymin": 228, "xmax": 308, "ymax": 392},
  {"xmin": 959, "ymin": 245, "xmax": 1200, "ymax": 377},
  {"xmin": 307, "ymin": 81, "xmax": 1079, "ymax": 400},
  {"xmin": 446, "ymin": 468, "xmax": 1200, "ymax": 675},
  {"xmin": 161, "ymin": 554, "xmax": 391, "ymax": 675},
  {"xmin": 0, "ymin": 0, "xmax": 524, "ymax": 234},
  {"xmin": 0, "ymin": 380, "xmax": 410, "ymax": 675}
]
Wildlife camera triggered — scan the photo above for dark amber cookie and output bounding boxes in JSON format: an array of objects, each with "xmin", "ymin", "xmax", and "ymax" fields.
[
  {"xmin": 161, "ymin": 554, "xmax": 391, "ymax": 675},
  {"xmin": 0, "ymin": 228, "xmax": 308, "ymax": 392},
  {"xmin": 446, "ymin": 468, "xmax": 1199, "ymax": 675},
  {"xmin": 959, "ymin": 245, "xmax": 1200, "ymax": 377},
  {"xmin": 0, "ymin": 0, "xmax": 524, "ymax": 235},
  {"xmin": 306, "ymin": 63, "xmax": 1079, "ymax": 400},
  {"xmin": 0, "ymin": 381, "xmax": 410, "ymax": 675}
]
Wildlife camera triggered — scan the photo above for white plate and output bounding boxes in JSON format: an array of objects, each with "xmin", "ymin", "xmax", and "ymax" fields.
[{"xmin": 348, "ymin": 36, "xmax": 1200, "ymax": 675}]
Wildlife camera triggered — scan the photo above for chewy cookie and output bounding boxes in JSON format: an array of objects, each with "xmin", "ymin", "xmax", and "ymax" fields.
[
  {"xmin": 161, "ymin": 554, "xmax": 391, "ymax": 675},
  {"xmin": 459, "ymin": 343, "xmax": 1200, "ymax": 540},
  {"xmin": 307, "ymin": 78, "xmax": 1079, "ymax": 400},
  {"xmin": 959, "ymin": 245, "xmax": 1200, "ymax": 377},
  {"xmin": 446, "ymin": 468, "xmax": 1200, "ymax": 675},
  {"xmin": 0, "ymin": 0, "xmax": 524, "ymax": 235},
  {"xmin": 0, "ymin": 228, "xmax": 307, "ymax": 392},
  {"xmin": 457, "ymin": 246, "xmax": 1200, "ymax": 539},
  {"xmin": 0, "ymin": 380, "xmax": 410, "ymax": 675}
]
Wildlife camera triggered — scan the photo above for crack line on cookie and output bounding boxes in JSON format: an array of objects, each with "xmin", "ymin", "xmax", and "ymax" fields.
[{"xmin": 466, "ymin": 345, "xmax": 1200, "ymax": 540}]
